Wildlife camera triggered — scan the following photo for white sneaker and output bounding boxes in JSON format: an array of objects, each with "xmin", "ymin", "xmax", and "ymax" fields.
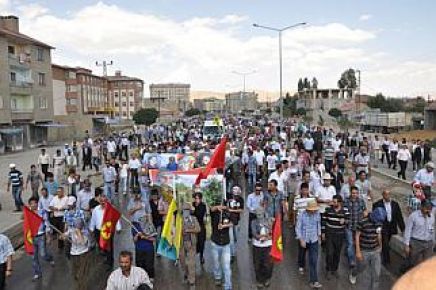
[
  {"xmin": 32, "ymin": 275, "xmax": 40, "ymax": 281},
  {"xmin": 299, "ymin": 267, "xmax": 304, "ymax": 275},
  {"xmin": 349, "ymin": 274, "xmax": 357, "ymax": 285},
  {"xmin": 310, "ymin": 282, "xmax": 323, "ymax": 288}
]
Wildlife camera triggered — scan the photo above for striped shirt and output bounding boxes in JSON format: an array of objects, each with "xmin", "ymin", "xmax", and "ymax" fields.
[
  {"xmin": 357, "ymin": 217, "xmax": 382, "ymax": 251},
  {"xmin": 323, "ymin": 146, "xmax": 335, "ymax": 161},
  {"xmin": 8, "ymin": 170, "xmax": 22, "ymax": 187},
  {"xmin": 321, "ymin": 206, "xmax": 350, "ymax": 234}
]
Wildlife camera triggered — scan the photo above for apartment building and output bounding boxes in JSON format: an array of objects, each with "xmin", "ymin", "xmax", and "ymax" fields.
[
  {"xmin": 0, "ymin": 15, "xmax": 54, "ymax": 151},
  {"xmin": 107, "ymin": 71, "xmax": 144, "ymax": 120},
  {"xmin": 225, "ymin": 91, "xmax": 258, "ymax": 113},
  {"xmin": 149, "ymin": 83, "xmax": 190, "ymax": 112}
]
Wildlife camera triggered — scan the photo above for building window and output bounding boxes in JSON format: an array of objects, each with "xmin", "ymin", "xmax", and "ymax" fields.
[
  {"xmin": 115, "ymin": 102, "xmax": 119, "ymax": 107},
  {"xmin": 67, "ymin": 98, "xmax": 77, "ymax": 105},
  {"xmin": 122, "ymin": 102, "xmax": 127, "ymax": 107},
  {"xmin": 10, "ymin": 72, "xmax": 16, "ymax": 83},
  {"xmin": 122, "ymin": 92, "xmax": 126, "ymax": 97},
  {"xmin": 129, "ymin": 102, "xmax": 134, "ymax": 107},
  {"xmin": 114, "ymin": 92, "xmax": 119, "ymax": 98},
  {"xmin": 39, "ymin": 96, "xmax": 47, "ymax": 109},
  {"xmin": 38, "ymin": 73, "xmax": 46, "ymax": 86},
  {"xmin": 129, "ymin": 91, "xmax": 134, "ymax": 97},
  {"xmin": 11, "ymin": 99, "xmax": 17, "ymax": 110},
  {"xmin": 122, "ymin": 112, "xmax": 127, "ymax": 117},
  {"xmin": 129, "ymin": 111, "xmax": 134, "ymax": 116},
  {"xmin": 8, "ymin": 46, "xmax": 15, "ymax": 55},
  {"xmin": 37, "ymin": 47, "xmax": 44, "ymax": 61}
]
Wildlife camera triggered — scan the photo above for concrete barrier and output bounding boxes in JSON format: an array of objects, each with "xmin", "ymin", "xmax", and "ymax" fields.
[{"xmin": 3, "ymin": 221, "xmax": 23, "ymax": 250}]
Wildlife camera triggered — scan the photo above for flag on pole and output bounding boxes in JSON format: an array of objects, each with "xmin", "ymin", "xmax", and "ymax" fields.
[
  {"xmin": 99, "ymin": 202, "xmax": 121, "ymax": 251},
  {"xmin": 270, "ymin": 214, "xmax": 283, "ymax": 262},
  {"xmin": 195, "ymin": 136, "xmax": 227, "ymax": 184},
  {"xmin": 23, "ymin": 206, "xmax": 43, "ymax": 255},
  {"xmin": 157, "ymin": 199, "xmax": 182, "ymax": 260}
]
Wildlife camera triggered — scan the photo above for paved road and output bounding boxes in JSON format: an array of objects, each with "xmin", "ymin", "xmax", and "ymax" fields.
[{"xmin": 4, "ymin": 175, "xmax": 397, "ymax": 290}]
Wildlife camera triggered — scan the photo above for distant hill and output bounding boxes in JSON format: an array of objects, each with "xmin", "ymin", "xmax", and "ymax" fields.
[{"xmin": 190, "ymin": 90, "xmax": 286, "ymax": 102}]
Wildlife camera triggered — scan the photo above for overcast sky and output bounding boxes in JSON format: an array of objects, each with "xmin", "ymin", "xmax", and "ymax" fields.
[{"xmin": 2, "ymin": 0, "xmax": 436, "ymax": 98}]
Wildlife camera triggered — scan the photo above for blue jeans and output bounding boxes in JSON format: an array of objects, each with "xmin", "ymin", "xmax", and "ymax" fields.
[
  {"xmin": 104, "ymin": 182, "xmax": 115, "ymax": 200},
  {"xmin": 32, "ymin": 235, "xmax": 53, "ymax": 276},
  {"xmin": 211, "ymin": 242, "xmax": 232, "ymax": 290},
  {"xmin": 247, "ymin": 173, "xmax": 256, "ymax": 194},
  {"xmin": 11, "ymin": 186, "xmax": 23, "ymax": 210},
  {"xmin": 345, "ymin": 228, "xmax": 356, "ymax": 268},
  {"xmin": 229, "ymin": 225, "xmax": 240, "ymax": 257},
  {"xmin": 307, "ymin": 241, "xmax": 319, "ymax": 283}
]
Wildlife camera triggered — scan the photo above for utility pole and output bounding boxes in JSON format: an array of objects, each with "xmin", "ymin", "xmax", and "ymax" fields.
[
  {"xmin": 356, "ymin": 69, "xmax": 361, "ymax": 113},
  {"xmin": 96, "ymin": 60, "xmax": 113, "ymax": 76}
]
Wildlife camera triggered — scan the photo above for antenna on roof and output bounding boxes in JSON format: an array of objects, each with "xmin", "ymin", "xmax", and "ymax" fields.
[{"xmin": 95, "ymin": 60, "xmax": 113, "ymax": 76}]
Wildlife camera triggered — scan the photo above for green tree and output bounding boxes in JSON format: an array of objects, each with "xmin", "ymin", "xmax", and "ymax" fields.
[
  {"xmin": 296, "ymin": 107, "xmax": 306, "ymax": 116},
  {"xmin": 133, "ymin": 108, "xmax": 158, "ymax": 125},
  {"xmin": 312, "ymin": 77, "xmax": 318, "ymax": 89},
  {"xmin": 303, "ymin": 77, "xmax": 310, "ymax": 89},
  {"xmin": 338, "ymin": 68, "xmax": 357, "ymax": 90},
  {"xmin": 328, "ymin": 108, "xmax": 342, "ymax": 118},
  {"xmin": 185, "ymin": 108, "xmax": 201, "ymax": 117},
  {"xmin": 367, "ymin": 93, "xmax": 404, "ymax": 112},
  {"xmin": 298, "ymin": 78, "xmax": 304, "ymax": 91}
]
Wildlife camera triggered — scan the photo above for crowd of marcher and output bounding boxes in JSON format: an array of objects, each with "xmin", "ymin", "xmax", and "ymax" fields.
[{"xmin": 1, "ymin": 117, "xmax": 435, "ymax": 290}]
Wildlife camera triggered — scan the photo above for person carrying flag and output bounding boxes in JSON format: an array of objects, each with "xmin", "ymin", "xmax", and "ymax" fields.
[
  {"xmin": 251, "ymin": 207, "xmax": 274, "ymax": 289},
  {"xmin": 89, "ymin": 194, "xmax": 121, "ymax": 267},
  {"xmin": 27, "ymin": 196, "xmax": 55, "ymax": 281}
]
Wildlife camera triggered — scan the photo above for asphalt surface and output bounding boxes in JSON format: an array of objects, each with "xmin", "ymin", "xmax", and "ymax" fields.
[{"xmin": 4, "ymin": 182, "xmax": 397, "ymax": 290}]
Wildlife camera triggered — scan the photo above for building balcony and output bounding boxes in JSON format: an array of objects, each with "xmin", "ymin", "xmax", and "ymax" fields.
[
  {"xmin": 11, "ymin": 110, "xmax": 34, "ymax": 121},
  {"xmin": 8, "ymin": 53, "xmax": 31, "ymax": 69},
  {"xmin": 10, "ymin": 81, "xmax": 32, "ymax": 95}
]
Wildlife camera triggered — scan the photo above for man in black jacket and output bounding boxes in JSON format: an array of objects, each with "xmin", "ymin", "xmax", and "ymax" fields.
[{"xmin": 373, "ymin": 190, "xmax": 405, "ymax": 265}]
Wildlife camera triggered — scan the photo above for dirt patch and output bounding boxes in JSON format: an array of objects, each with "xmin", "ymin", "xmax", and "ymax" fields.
[{"xmin": 391, "ymin": 130, "xmax": 436, "ymax": 141}]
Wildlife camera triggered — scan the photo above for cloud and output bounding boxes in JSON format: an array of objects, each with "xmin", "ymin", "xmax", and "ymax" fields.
[
  {"xmin": 0, "ymin": 0, "xmax": 11, "ymax": 12},
  {"xmin": 17, "ymin": 3, "xmax": 49, "ymax": 19},
  {"xmin": 12, "ymin": 1, "xmax": 435, "ymax": 97},
  {"xmin": 359, "ymin": 14, "xmax": 373, "ymax": 21}
]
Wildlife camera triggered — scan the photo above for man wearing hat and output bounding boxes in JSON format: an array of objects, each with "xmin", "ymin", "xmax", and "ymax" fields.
[
  {"xmin": 7, "ymin": 163, "xmax": 23, "ymax": 212},
  {"xmin": 296, "ymin": 200, "xmax": 322, "ymax": 288},
  {"xmin": 354, "ymin": 207, "xmax": 385, "ymax": 290},
  {"xmin": 403, "ymin": 200, "xmax": 435, "ymax": 268},
  {"xmin": 413, "ymin": 162, "xmax": 435, "ymax": 200},
  {"xmin": 315, "ymin": 173, "xmax": 336, "ymax": 214}
]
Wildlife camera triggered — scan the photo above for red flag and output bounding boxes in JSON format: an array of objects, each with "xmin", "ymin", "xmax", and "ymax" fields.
[
  {"xmin": 195, "ymin": 137, "xmax": 227, "ymax": 184},
  {"xmin": 99, "ymin": 202, "xmax": 121, "ymax": 251},
  {"xmin": 270, "ymin": 214, "xmax": 283, "ymax": 262},
  {"xmin": 23, "ymin": 206, "xmax": 43, "ymax": 255}
]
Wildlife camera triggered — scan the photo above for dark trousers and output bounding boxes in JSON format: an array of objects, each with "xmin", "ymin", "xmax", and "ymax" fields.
[
  {"xmin": 248, "ymin": 213, "xmax": 256, "ymax": 239},
  {"xmin": 381, "ymin": 231, "xmax": 392, "ymax": 265},
  {"xmin": 423, "ymin": 186, "xmax": 432, "ymax": 200},
  {"xmin": 122, "ymin": 145, "xmax": 128, "ymax": 161},
  {"xmin": 298, "ymin": 241, "xmax": 319, "ymax": 283},
  {"xmin": 253, "ymin": 246, "xmax": 273, "ymax": 284},
  {"xmin": 382, "ymin": 148, "xmax": 390, "ymax": 164},
  {"xmin": 325, "ymin": 160, "xmax": 333, "ymax": 173},
  {"xmin": 136, "ymin": 250, "xmax": 155, "ymax": 278},
  {"xmin": 94, "ymin": 230, "xmax": 114, "ymax": 266},
  {"xmin": 82, "ymin": 157, "xmax": 92, "ymax": 171},
  {"xmin": 51, "ymin": 216, "xmax": 65, "ymax": 248},
  {"xmin": 0, "ymin": 263, "xmax": 6, "ymax": 290},
  {"xmin": 130, "ymin": 169, "xmax": 139, "ymax": 189},
  {"xmin": 389, "ymin": 151, "xmax": 398, "ymax": 169},
  {"xmin": 41, "ymin": 164, "xmax": 49, "ymax": 181},
  {"xmin": 325, "ymin": 233, "xmax": 344, "ymax": 272},
  {"xmin": 398, "ymin": 160, "xmax": 408, "ymax": 180}
]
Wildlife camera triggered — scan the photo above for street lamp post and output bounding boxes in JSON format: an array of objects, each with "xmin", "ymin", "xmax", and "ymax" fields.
[
  {"xmin": 253, "ymin": 22, "xmax": 306, "ymax": 123},
  {"xmin": 232, "ymin": 70, "xmax": 257, "ymax": 109}
]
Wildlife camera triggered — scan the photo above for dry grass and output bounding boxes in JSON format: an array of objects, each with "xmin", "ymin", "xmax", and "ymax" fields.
[{"xmin": 391, "ymin": 130, "xmax": 436, "ymax": 141}]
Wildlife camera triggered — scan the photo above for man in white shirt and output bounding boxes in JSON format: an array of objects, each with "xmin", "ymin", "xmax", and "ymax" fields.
[
  {"xmin": 107, "ymin": 138, "xmax": 117, "ymax": 159},
  {"xmin": 37, "ymin": 148, "xmax": 50, "ymax": 181},
  {"xmin": 372, "ymin": 135, "xmax": 382, "ymax": 162},
  {"xmin": 266, "ymin": 151, "xmax": 278, "ymax": 176},
  {"xmin": 106, "ymin": 251, "xmax": 153, "ymax": 290},
  {"xmin": 254, "ymin": 148, "xmax": 265, "ymax": 177},
  {"xmin": 128, "ymin": 154, "xmax": 142, "ymax": 190},
  {"xmin": 89, "ymin": 195, "xmax": 121, "ymax": 267},
  {"xmin": 315, "ymin": 173, "xmax": 336, "ymax": 213},
  {"xmin": 268, "ymin": 164, "xmax": 287, "ymax": 195}
]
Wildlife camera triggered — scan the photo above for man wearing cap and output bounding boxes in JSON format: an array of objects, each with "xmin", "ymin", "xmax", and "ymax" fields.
[
  {"xmin": 403, "ymin": 200, "xmax": 435, "ymax": 268},
  {"xmin": 296, "ymin": 200, "xmax": 322, "ymax": 288},
  {"xmin": 413, "ymin": 162, "xmax": 435, "ymax": 200},
  {"xmin": 7, "ymin": 164, "xmax": 23, "ymax": 212},
  {"xmin": 315, "ymin": 173, "xmax": 336, "ymax": 214},
  {"xmin": 354, "ymin": 207, "xmax": 385, "ymax": 290}
]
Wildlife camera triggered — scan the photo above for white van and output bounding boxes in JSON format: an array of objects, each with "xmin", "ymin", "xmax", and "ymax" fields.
[{"xmin": 202, "ymin": 119, "xmax": 224, "ymax": 141}]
